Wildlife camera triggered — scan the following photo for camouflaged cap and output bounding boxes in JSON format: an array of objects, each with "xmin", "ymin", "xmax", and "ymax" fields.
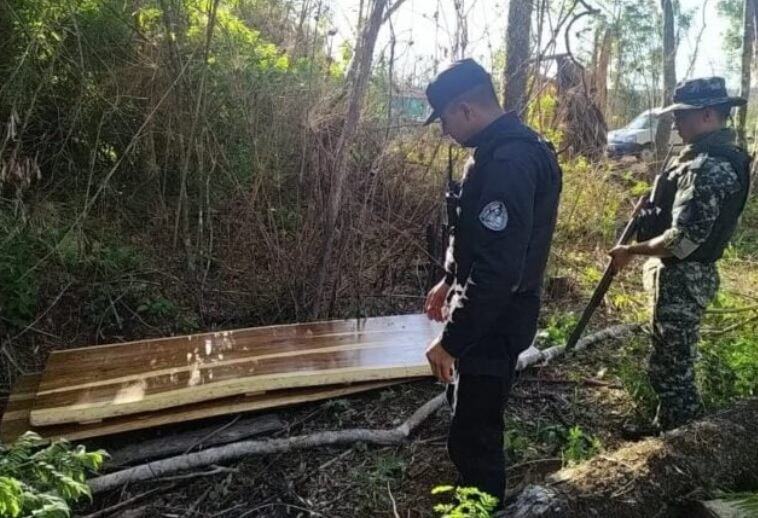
[{"xmin": 660, "ymin": 76, "xmax": 746, "ymax": 113}]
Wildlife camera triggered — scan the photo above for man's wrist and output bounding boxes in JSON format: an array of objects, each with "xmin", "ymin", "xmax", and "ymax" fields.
[{"xmin": 439, "ymin": 338, "xmax": 458, "ymax": 359}]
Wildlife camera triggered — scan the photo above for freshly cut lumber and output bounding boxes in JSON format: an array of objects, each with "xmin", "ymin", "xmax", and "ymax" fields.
[
  {"xmin": 82, "ymin": 324, "xmax": 650, "ymax": 493},
  {"xmin": 31, "ymin": 314, "xmax": 441, "ymax": 426},
  {"xmin": 507, "ymin": 398, "xmax": 758, "ymax": 518},
  {"xmin": 1, "ymin": 374, "xmax": 402, "ymax": 443}
]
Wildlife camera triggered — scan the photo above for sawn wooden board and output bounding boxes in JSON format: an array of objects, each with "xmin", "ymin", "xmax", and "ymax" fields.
[
  {"xmin": 30, "ymin": 314, "xmax": 441, "ymax": 426},
  {"xmin": 1, "ymin": 374, "xmax": 404, "ymax": 443}
]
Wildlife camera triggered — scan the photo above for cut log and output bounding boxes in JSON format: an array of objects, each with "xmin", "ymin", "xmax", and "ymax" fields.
[
  {"xmin": 106, "ymin": 414, "xmax": 284, "ymax": 466},
  {"xmin": 507, "ymin": 399, "xmax": 758, "ymax": 517}
]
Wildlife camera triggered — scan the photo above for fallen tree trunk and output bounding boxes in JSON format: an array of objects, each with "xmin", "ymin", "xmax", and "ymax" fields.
[{"xmin": 508, "ymin": 398, "xmax": 758, "ymax": 517}]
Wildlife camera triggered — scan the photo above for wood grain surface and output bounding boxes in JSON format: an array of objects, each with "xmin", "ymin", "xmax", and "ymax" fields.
[
  {"xmin": 30, "ymin": 314, "xmax": 440, "ymax": 426},
  {"xmin": 1, "ymin": 374, "xmax": 405, "ymax": 442}
]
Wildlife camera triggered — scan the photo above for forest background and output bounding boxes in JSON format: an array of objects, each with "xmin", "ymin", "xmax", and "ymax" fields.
[{"xmin": 1, "ymin": 0, "xmax": 757, "ymax": 516}]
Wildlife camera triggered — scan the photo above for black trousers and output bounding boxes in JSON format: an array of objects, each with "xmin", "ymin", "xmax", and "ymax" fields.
[{"xmin": 445, "ymin": 372, "xmax": 515, "ymax": 508}]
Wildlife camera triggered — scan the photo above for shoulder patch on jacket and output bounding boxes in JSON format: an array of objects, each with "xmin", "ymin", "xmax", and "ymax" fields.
[{"xmin": 479, "ymin": 201, "xmax": 508, "ymax": 231}]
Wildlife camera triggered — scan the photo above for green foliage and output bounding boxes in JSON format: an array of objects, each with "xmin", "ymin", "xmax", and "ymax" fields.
[
  {"xmin": 0, "ymin": 229, "xmax": 40, "ymax": 328},
  {"xmin": 617, "ymin": 334, "xmax": 658, "ymax": 418},
  {"xmin": 432, "ymin": 486, "xmax": 499, "ymax": 518},
  {"xmin": 370, "ymin": 453, "xmax": 406, "ymax": 483},
  {"xmin": 716, "ymin": 0, "xmax": 744, "ymax": 68},
  {"xmin": 556, "ymin": 157, "xmax": 624, "ymax": 246},
  {"xmin": 720, "ymin": 492, "xmax": 758, "ymax": 513},
  {"xmin": 608, "ymin": 289, "xmax": 647, "ymax": 321},
  {"xmin": 729, "ymin": 196, "xmax": 758, "ymax": 258},
  {"xmin": 697, "ymin": 291, "xmax": 758, "ymax": 407},
  {"xmin": 0, "ymin": 432, "xmax": 107, "ymax": 518},
  {"xmin": 540, "ymin": 311, "xmax": 578, "ymax": 346},
  {"xmin": 561, "ymin": 425, "xmax": 602, "ymax": 466},
  {"xmin": 56, "ymin": 231, "xmax": 143, "ymax": 276},
  {"xmin": 504, "ymin": 429, "xmax": 534, "ymax": 461},
  {"xmin": 526, "ymin": 90, "xmax": 563, "ymax": 148},
  {"xmin": 136, "ymin": 296, "xmax": 177, "ymax": 320}
]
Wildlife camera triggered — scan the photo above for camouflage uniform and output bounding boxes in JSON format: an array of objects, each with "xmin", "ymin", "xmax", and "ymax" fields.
[{"xmin": 643, "ymin": 128, "xmax": 744, "ymax": 429}]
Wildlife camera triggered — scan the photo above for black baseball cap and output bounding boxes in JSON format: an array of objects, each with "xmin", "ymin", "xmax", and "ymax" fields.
[{"xmin": 424, "ymin": 58, "xmax": 493, "ymax": 126}]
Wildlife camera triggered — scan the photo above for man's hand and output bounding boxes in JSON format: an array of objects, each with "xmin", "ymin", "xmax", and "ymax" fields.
[
  {"xmin": 609, "ymin": 244, "xmax": 634, "ymax": 274},
  {"xmin": 424, "ymin": 279, "xmax": 450, "ymax": 322},
  {"xmin": 426, "ymin": 335, "xmax": 456, "ymax": 383}
]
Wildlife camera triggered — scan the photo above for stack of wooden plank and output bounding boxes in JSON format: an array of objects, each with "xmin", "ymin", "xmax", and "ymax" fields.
[{"xmin": 1, "ymin": 314, "xmax": 440, "ymax": 443}]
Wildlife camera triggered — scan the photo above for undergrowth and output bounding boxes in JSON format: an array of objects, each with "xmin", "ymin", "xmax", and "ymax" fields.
[{"xmin": 0, "ymin": 432, "xmax": 107, "ymax": 518}]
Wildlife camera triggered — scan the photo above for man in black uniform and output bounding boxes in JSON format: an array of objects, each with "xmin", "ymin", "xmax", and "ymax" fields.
[{"xmin": 422, "ymin": 59, "xmax": 562, "ymax": 507}]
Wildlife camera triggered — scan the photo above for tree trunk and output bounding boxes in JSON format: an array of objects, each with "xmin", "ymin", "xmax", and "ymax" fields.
[
  {"xmin": 507, "ymin": 399, "xmax": 758, "ymax": 517},
  {"xmin": 737, "ymin": 0, "xmax": 756, "ymax": 148},
  {"xmin": 594, "ymin": 28, "xmax": 612, "ymax": 119},
  {"xmin": 554, "ymin": 56, "xmax": 608, "ymax": 158},
  {"xmin": 311, "ymin": 0, "xmax": 389, "ymax": 318},
  {"xmin": 655, "ymin": 0, "xmax": 676, "ymax": 162},
  {"xmin": 503, "ymin": 0, "xmax": 534, "ymax": 115},
  {"xmin": 452, "ymin": 0, "xmax": 468, "ymax": 60}
]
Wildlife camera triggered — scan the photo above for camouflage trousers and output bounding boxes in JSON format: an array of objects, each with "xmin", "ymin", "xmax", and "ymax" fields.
[{"xmin": 643, "ymin": 259, "xmax": 719, "ymax": 430}]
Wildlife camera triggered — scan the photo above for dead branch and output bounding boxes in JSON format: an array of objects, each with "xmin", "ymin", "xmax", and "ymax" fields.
[
  {"xmin": 517, "ymin": 323, "xmax": 643, "ymax": 369},
  {"xmin": 79, "ymin": 486, "xmax": 171, "ymax": 518},
  {"xmin": 87, "ymin": 392, "xmax": 446, "ymax": 494},
  {"xmin": 702, "ymin": 313, "xmax": 758, "ymax": 336},
  {"xmin": 106, "ymin": 414, "xmax": 284, "ymax": 467}
]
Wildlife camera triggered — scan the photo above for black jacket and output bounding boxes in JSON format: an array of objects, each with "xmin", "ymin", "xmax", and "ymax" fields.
[{"xmin": 440, "ymin": 112, "xmax": 562, "ymax": 376}]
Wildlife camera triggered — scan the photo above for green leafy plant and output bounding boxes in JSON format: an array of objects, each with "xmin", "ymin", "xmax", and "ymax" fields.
[
  {"xmin": 136, "ymin": 295, "xmax": 177, "ymax": 320},
  {"xmin": 0, "ymin": 227, "xmax": 40, "ymax": 329},
  {"xmin": 0, "ymin": 432, "xmax": 108, "ymax": 517},
  {"xmin": 541, "ymin": 311, "xmax": 578, "ymax": 346},
  {"xmin": 432, "ymin": 486, "xmax": 499, "ymax": 518},
  {"xmin": 561, "ymin": 425, "xmax": 602, "ymax": 466},
  {"xmin": 718, "ymin": 491, "xmax": 758, "ymax": 514},
  {"xmin": 369, "ymin": 453, "xmax": 406, "ymax": 484},
  {"xmin": 503, "ymin": 429, "xmax": 534, "ymax": 462}
]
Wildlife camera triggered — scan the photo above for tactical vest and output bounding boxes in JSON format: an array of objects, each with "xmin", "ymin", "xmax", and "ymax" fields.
[{"xmin": 637, "ymin": 142, "xmax": 751, "ymax": 264}]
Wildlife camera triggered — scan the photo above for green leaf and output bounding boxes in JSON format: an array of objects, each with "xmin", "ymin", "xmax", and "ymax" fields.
[{"xmin": 0, "ymin": 477, "xmax": 24, "ymax": 517}]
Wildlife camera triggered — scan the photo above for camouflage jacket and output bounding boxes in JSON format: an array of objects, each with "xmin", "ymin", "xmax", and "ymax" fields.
[{"xmin": 640, "ymin": 128, "xmax": 750, "ymax": 264}]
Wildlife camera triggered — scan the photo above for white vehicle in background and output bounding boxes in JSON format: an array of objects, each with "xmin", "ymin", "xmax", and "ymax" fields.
[{"xmin": 606, "ymin": 108, "xmax": 683, "ymax": 161}]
